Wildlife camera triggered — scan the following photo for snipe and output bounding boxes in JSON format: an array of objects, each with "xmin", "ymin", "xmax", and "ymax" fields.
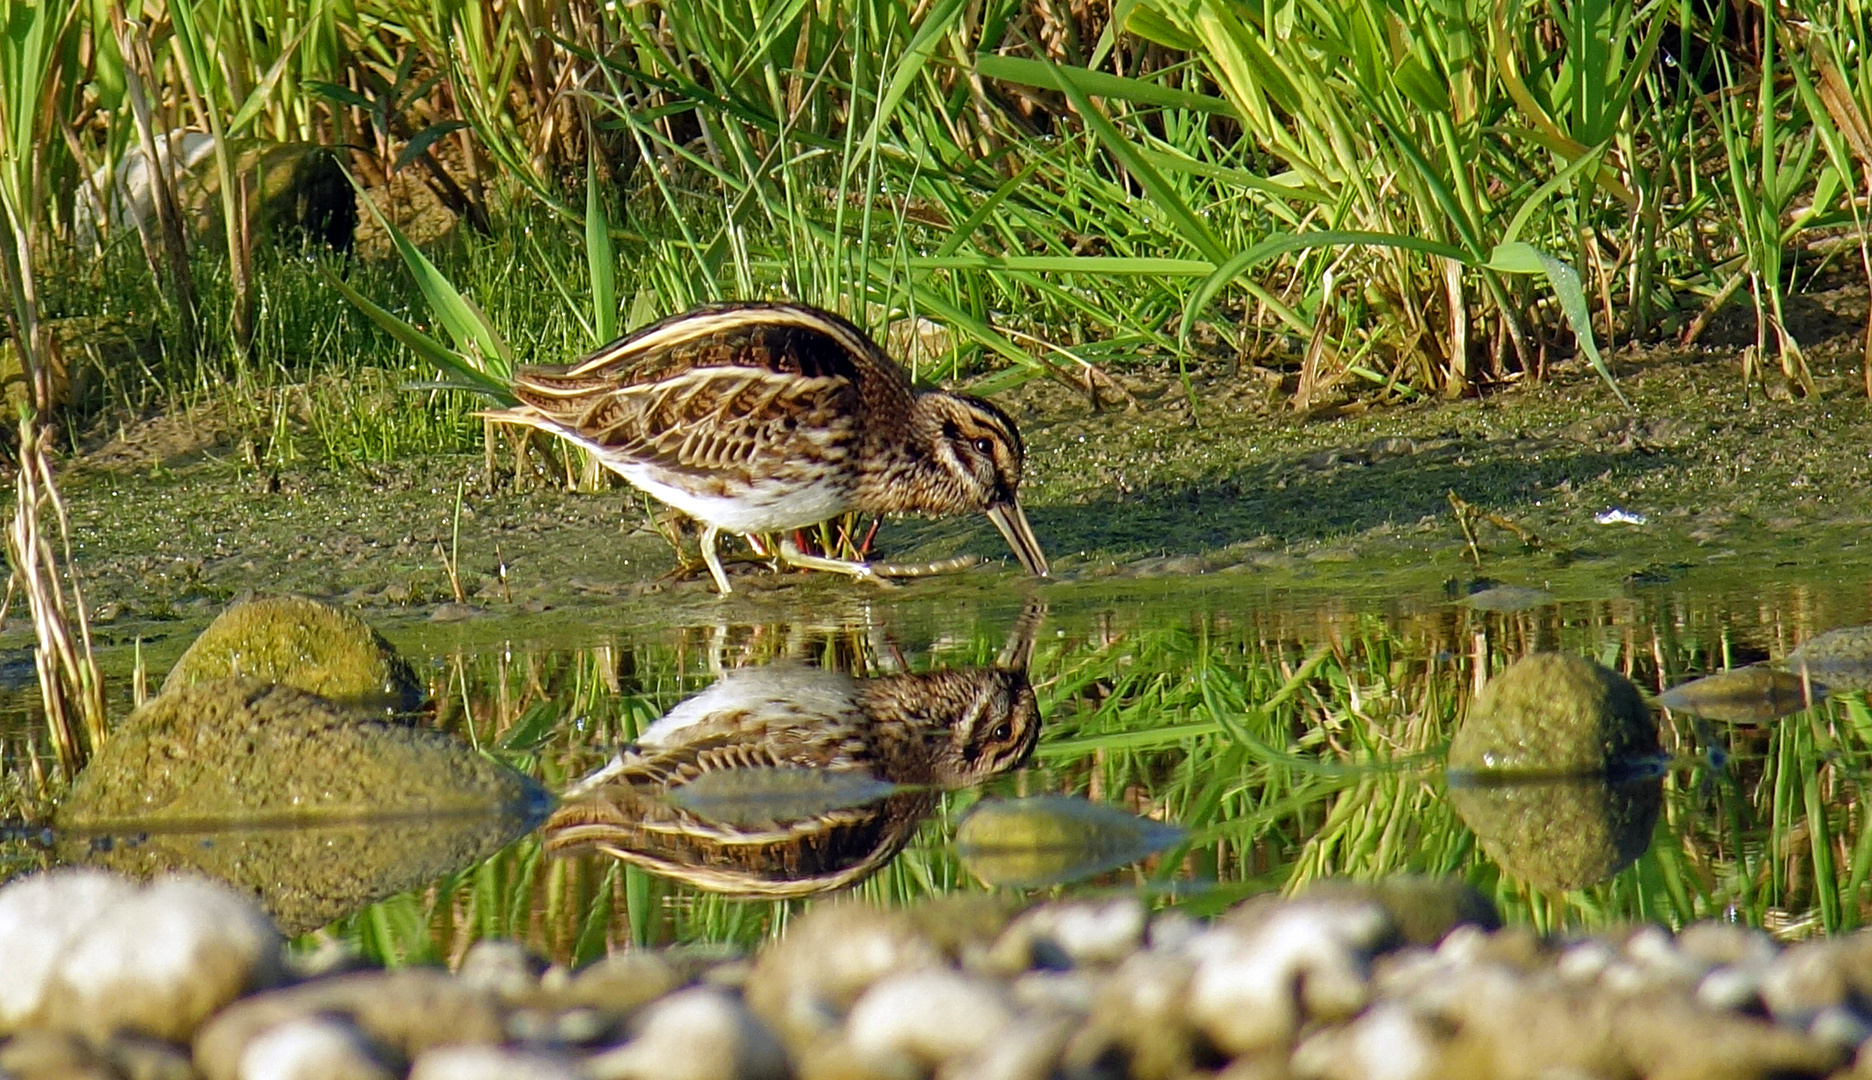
[
  {"xmin": 480, "ymin": 302, "xmax": 1049, "ymax": 593},
  {"xmin": 542, "ymin": 661, "xmax": 1041, "ymax": 897}
]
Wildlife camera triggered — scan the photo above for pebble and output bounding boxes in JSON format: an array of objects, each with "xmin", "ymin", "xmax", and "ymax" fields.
[
  {"xmin": 0, "ymin": 869, "xmax": 138, "ymax": 1032},
  {"xmin": 989, "ymin": 897, "xmax": 1148, "ymax": 971},
  {"xmin": 5, "ymin": 867, "xmax": 1872, "ymax": 1080},
  {"xmin": 0, "ymin": 871, "xmax": 282, "ymax": 1043},
  {"xmin": 406, "ymin": 1046, "xmax": 584, "ymax": 1080},
  {"xmin": 845, "ymin": 969, "xmax": 1015, "ymax": 1068},
  {"xmin": 1187, "ymin": 899, "xmax": 1391, "ymax": 1055},
  {"xmin": 587, "ymin": 988, "xmax": 787, "ymax": 1080},
  {"xmin": 237, "ymin": 1016, "xmax": 395, "ymax": 1080}
]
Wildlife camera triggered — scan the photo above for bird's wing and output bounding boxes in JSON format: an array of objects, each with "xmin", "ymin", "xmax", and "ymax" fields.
[
  {"xmin": 564, "ymin": 303, "xmax": 910, "ymax": 386},
  {"xmin": 496, "ymin": 365, "xmax": 857, "ymax": 480}
]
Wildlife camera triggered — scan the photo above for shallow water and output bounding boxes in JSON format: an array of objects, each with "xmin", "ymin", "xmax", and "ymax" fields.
[{"xmin": 6, "ymin": 557, "xmax": 1872, "ymax": 961}]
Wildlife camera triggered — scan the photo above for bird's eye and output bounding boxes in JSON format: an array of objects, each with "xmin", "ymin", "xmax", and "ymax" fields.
[
  {"xmin": 973, "ymin": 437, "xmax": 994, "ymax": 456},
  {"xmin": 991, "ymin": 721, "xmax": 1013, "ymax": 742}
]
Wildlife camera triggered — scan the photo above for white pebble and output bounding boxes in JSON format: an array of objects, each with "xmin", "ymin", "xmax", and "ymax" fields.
[
  {"xmin": 846, "ymin": 969, "xmax": 1015, "ymax": 1067},
  {"xmin": 1556, "ymin": 939, "xmax": 1616, "ymax": 983},
  {"xmin": 32, "ymin": 873, "xmax": 282, "ymax": 1043},
  {"xmin": 1292, "ymin": 1002, "xmax": 1439, "ymax": 1080},
  {"xmin": 1698, "ymin": 962, "xmax": 1768, "ymax": 1012},
  {"xmin": 408, "ymin": 1046, "xmax": 583, "ymax": 1080},
  {"xmin": 588, "ymin": 988, "xmax": 787, "ymax": 1080},
  {"xmin": 1004, "ymin": 898, "xmax": 1147, "ymax": 968},
  {"xmin": 1186, "ymin": 902, "xmax": 1388, "ymax": 1055},
  {"xmin": 238, "ymin": 1016, "xmax": 393, "ymax": 1080},
  {"xmin": 0, "ymin": 869, "xmax": 136, "ymax": 1031}
]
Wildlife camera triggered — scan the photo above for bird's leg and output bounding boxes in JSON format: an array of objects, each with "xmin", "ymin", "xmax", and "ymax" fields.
[
  {"xmin": 776, "ymin": 538, "xmax": 896, "ymax": 587},
  {"xmin": 700, "ymin": 525, "xmax": 734, "ymax": 594}
]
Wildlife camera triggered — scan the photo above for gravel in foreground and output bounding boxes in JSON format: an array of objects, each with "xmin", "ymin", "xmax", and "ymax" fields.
[{"xmin": 4, "ymin": 868, "xmax": 1872, "ymax": 1080}]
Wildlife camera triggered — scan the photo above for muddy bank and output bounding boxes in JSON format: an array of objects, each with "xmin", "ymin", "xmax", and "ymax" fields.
[{"xmin": 44, "ymin": 342, "xmax": 1872, "ymax": 655}]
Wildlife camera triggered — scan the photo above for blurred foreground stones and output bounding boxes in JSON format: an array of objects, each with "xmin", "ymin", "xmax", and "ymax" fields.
[{"xmin": 2, "ymin": 869, "xmax": 1871, "ymax": 1080}]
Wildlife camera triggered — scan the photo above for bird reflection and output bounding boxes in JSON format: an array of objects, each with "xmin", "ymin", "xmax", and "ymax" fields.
[{"xmin": 543, "ymin": 608, "xmax": 1043, "ymax": 897}]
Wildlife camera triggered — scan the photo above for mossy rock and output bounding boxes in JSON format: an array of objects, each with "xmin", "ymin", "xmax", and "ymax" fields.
[
  {"xmin": 58, "ymin": 678, "xmax": 542, "ymax": 826},
  {"xmin": 160, "ymin": 597, "xmax": 421, "ymax": 710},
  {"xmin": 1448, "ymin": 652, "xmax": 1655, "ymax": 776},
  {"xmin": 1446, "ymin": 653, "xmax": 1661, "ymax": 890}
]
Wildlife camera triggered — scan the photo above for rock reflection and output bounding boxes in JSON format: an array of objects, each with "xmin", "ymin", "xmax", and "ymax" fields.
[
  {"xmin": 55, "ymin": 679, "xmax": 548, "ymax": 934},
  {"xmin": 1785, "ymin": 625, "xmax": 1872, "ymax": 693},
  {"xmin": 1659, "ymin": 667, "xmax": 1824, "ymax": 724},
  {"xmin": 955, "ymin": 795, "xmax": 1185, "ymax": 888},
  {"xmin": 1445, "ymin": 653, "xmax": 1664, "ymax": 890},
  {"xmin": 544, "ymin": 614, "xmax": 1044, "ymax": 898}
]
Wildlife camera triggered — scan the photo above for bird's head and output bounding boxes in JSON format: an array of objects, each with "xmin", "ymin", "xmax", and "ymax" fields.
[{"xmin": 907, "ymin": 391, "xmax": 1049, "ymax": 577}]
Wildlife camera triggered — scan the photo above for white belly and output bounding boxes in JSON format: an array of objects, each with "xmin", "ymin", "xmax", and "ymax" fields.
[{"xmin": 613, "ymin": 463, "xmax": 853, "ymax": 533}]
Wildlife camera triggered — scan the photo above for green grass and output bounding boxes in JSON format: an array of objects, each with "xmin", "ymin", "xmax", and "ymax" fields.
[{"xmin": 2, "ymin": 0, "xmax": 1868, "ymax": 466}]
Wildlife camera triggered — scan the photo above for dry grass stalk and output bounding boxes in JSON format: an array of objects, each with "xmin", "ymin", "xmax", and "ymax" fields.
[{"xmin": 6, "ymin": 416, "xmax": 106, "ymax": 772}]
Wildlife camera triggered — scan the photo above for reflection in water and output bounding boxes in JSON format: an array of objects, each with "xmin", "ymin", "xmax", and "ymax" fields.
[
  {"xmin": 1659, "ymin": 667, "xmax": 1825, "ymax": 724},
  {"xmin": 1445, "ymin": 653, "xmax": 1664, "ymax": 890},
  {"xmin": 56, "ymin": 813, "xmax": 541, "ymax": 937},
  {"xmin": 9, "ymin": 570, "xmax": 1872, "ymax": 955},
  {"xmin": 543, "ymin": 660, "xmax": 1040, "ymax": 897},
  {"xmin": 956, "ymin": 795, "xmax": 1185, "ymax": 888},
  {"xmin": 1445, "ymin": 771, "xmax": 1662, "ymax": 892}
]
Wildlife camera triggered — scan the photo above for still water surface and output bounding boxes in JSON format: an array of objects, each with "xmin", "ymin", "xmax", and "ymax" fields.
[{"xmin": 8, "ymin": 562, "xmax": 1872, "ymax": 963}]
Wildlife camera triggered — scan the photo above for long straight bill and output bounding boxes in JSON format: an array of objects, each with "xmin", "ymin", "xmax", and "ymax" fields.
[{"xmin": 985, "ymin": 500, "xmax": 1049, "ymax": 578}]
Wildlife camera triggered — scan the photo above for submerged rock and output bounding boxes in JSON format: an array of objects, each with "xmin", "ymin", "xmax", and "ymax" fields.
[
  {"xmin": 160, "ymin": 596, "xmax": 422, "ymax": 710},
  {"xmin": 955, "ymin": 795, "xmax": 1185, "ymax": 888},
  {"xmin": 1446, "ymin": 653, "xmax": 1662, "ymax": 890}
]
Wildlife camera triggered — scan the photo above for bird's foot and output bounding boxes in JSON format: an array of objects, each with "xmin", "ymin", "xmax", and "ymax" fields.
[{"xmin": 776, "ymin": 539, "xmax": 900, "ymax": 588}]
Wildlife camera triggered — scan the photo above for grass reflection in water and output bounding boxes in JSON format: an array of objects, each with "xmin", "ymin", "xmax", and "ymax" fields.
[{"xmin": 6, "ymin": 578, "xmax": 1869, "ymax": 965}]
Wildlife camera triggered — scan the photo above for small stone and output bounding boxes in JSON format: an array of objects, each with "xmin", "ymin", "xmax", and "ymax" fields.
[
  {"xmin": 745, "ymin": 905, "xmax": 943, "ymax": 1047},
  {"xmin": 194, "ymin": 969, "xmax": 506, "ymax": 1080},
  {"xmin": 989, "ymin": 897, "xmax": 1147, "ymax": 971},
  {"xmin": 545, "ymin": 951, "xmax": 680, "ymax": 1014},
  {"xmin": 940, "ymin": 1009, "xmax": 1075, "ymax": 1080},
  {"xmin": 406, "ymin": 1046, "xmax": 582, "ymax": 1080},
  {"xmin": 1189, "ymin": 899, "xmax": 1392, "ymax": 1055},
  {"xmin": 0, "ymin": 869, "xmax": 138, "ymax": 1033},
  {"xmin": 35, "ymin": 874, "xmax": 284, "ymax": 1043},
  {"xmin": 587, "ymin": 988, "xmax": 788, "ymax": 1080},
  {"xmin": 457, "ymin": 939, "xmax": 546, "ymax": 1002},
  {"xmin": 237, "ymin": 1016, "xmax": 395, "ymax": 1080},
  {"xmin": 1067, "ymin": 950, "xmax": 1199, "ymax": 1080},
  {"xmin": 845, "ymin": 969, "xmax": 1015, "ymax": 1069},
  {"xmin": 1291, "ymin": 1001, "xmax": 1447, "ymax": 1080},
  {"xmin": 1760, "ymin": 937, "xmax": 1872, "ymax": 1028},
  {"xmin": 0, "ymin": 1030, "xmax": 106, "ymax": 1079}
]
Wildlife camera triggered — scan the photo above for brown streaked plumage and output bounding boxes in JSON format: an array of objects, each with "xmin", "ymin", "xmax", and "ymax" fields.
[
  {"xmin": 479, "ymin": 302, "xmax": 1048, "ymax": 593},
  {"xmin": 542, "ymin": 662, "xmax": 1041, "ymax": 898}
]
